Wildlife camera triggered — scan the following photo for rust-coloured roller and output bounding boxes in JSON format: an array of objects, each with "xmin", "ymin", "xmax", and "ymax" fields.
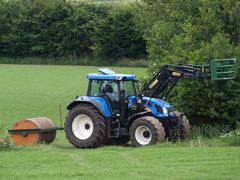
[{"xmin": 9, "ymin": 117, "xmax": 59, "ymax": 146}]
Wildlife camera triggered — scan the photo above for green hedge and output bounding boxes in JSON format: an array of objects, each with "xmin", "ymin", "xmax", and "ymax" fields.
[{"xmin": 0, "ymin": 0, "xmax": 146, "ymax": 59}]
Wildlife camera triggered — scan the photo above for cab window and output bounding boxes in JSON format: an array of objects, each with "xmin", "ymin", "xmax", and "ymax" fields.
[
  {"xmin": 90, "ymin": 80, "xmax": 119, "ymax": 96},
  {"xmin": 123, "ymin": 81, "xmax": 136, "ymax": 96}
]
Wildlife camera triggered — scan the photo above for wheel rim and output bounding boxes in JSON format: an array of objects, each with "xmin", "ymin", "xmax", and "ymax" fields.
[
  {"xmin": 72, "ymin": 114, "xmax": 94, "ymax": 140},
  {"xmin": 135, "ymin": 125, "xmax": 152, "ymax": 145}
]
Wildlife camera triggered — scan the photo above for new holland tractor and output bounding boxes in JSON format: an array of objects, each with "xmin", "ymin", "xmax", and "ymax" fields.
[{"xmin": 64, "ymin": 59, "xmax": 236, "ymax": 148}]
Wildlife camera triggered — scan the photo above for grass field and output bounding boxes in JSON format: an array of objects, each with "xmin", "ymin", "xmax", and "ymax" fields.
[
  {"xmin": 1, "ymin": 145, "xmax": 240, "ymax": 180},
  {"xmin": 0, "ymin": 64, "xmax": 145, "ymax": 128},
  {"xmin": 0, "ymin": 64, "xmax": 240, "ymax": 180}
]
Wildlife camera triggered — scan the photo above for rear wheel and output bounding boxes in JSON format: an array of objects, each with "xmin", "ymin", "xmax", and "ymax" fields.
[
  {"xmin": 129, "ymin": 116, "xmax": 165, "ymax": 147},
  {"xmin": 64, "ymin": 104, "xmax": 106, "ymax": 148}
]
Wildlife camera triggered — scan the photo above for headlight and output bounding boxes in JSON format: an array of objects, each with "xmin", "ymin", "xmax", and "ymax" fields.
[
  {"xmin": 168, "ymin": 108, "xmax": 174, "ymax": 116},
  {"xmin": 162, "ymin": 107, "xmax": 168, "ymax": 116}
]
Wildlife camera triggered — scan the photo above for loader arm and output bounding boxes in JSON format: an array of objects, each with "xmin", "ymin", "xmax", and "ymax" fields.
[
  {"xmin": 137, "ymin": 59, "xmax": 236, "ymax": 103},
  {"xmin": 140, "ymin": 64, "xmax": 211, "ymax": 100}
]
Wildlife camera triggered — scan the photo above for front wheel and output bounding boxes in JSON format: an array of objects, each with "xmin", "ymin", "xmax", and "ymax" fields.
[
  {"xmin": 173, "ymin": 111, "xmax": 190, "ymax": 141},
  {"xmin": 129, "ymin": 116, "xmax": 165, "ymax": 147}
]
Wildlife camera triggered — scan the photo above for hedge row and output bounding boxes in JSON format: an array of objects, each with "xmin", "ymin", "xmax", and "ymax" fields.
[{"xmin": 0, "ymin": 0, "xmax": 146, "ymax": 59}]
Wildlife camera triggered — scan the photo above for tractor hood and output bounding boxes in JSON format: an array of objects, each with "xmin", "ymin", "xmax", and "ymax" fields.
[
  {"xmin": 128, "ymin": 96, "xmax": 174, "ymax": 118},
  {"xmin": 145, "ymin": 97, "xmax": 172, "ymax": 108},
  {"xmin": 128, "ymin": 96, "xmax": 172, "ymax": 108}
]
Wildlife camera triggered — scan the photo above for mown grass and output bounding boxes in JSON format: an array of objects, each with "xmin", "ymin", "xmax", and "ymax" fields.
[
  {"xmin": 0, "ymin": 64, "xmax": 145, "ymax": 128},
  {"xmin": 0, "ymin": 64, "xmax": 240, "ymax": 179},
  {"xmin": 1, "ymin": 145, "xmax": 240, "ymax": 180}
]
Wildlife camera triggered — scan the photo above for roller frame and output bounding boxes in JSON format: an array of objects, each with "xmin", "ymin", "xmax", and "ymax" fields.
[{"xmin": 8, "ymin": 127, "xmax": 64, "ymax": 135}]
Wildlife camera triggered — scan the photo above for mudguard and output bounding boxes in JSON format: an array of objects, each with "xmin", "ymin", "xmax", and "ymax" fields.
[
  {"xmin": 67, "ymin": 96, "xmax": 112, "ymax": 118},
  {"xmin": 126, "ymin": 111, "xmax": 153, "ymax": 128}
]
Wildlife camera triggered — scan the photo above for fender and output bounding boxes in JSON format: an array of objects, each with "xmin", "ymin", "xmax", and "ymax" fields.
[
  {"xmin": 67, "ymin": 96, "xmax": 112, "ymax": 118},
  {"xmin": 126, "ymin": 111, "xmax": 153, "ymax": 129}
]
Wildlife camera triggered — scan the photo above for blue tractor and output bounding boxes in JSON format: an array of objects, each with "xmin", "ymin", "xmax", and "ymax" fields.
[{"xmin": 64, "ymin": 59, "xmax": 236, "ymax": 148}]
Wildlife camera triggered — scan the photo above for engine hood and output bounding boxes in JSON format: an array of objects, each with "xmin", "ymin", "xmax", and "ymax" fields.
[
  {"xmin": 128, "ymin": 96, "xmax": 172, "ymax": 108},
  {"xmin": 128, "ymin": 96, "xmax": 174, "ymax": 118}
]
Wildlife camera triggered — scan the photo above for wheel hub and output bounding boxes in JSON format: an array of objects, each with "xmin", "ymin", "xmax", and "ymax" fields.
[
  {"xmin": 135, "ymin": 126, "xmax": 152, "ymax": 145},
  {"xmin": 84, "ymin": 123, "xmax": 91, "ymax": 130},
  {"xmin": 143, "ymin": 131, "xmax": 150, "ymax": 139}
]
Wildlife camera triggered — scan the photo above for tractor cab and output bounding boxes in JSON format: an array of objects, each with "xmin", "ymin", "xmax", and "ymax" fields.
[{"xmin": 87, "ymin": 68, "xmax": 137, "ymax": 114}]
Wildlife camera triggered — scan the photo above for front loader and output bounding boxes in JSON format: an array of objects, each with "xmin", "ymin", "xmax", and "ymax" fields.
[{"xmin": 64, "ymin": 59, "xmax": 236, "ymax": 148}]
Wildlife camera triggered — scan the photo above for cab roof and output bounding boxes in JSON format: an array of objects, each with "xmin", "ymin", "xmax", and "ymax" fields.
[{"xmin": 87, "ymin": 68, "xmax": 136, "ymax": 81}]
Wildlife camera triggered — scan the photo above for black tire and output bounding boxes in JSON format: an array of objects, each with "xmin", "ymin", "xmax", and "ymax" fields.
[
  {"xmin": 64, "ymin": 104, "xmax": 106, "ymax": 148},
  {"xmin": 129, "ymin": 116, "xmax": 165, "ymax": 147},
  {"xmin": 174, "ymin": 111, "xmax": 190, "ymax": 141}
]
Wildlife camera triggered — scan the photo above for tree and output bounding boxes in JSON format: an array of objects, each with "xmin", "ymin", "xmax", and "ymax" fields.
[
  {"xmin": 91, "ymin": 5, "xmax": 146, "ymax": 58},
  {"xmin": 137, "ymin": 0, "xmax": 240, "ymax": 126}
]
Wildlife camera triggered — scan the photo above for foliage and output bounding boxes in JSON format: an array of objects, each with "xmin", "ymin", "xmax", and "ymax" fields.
[
  {"xmin": 0, "ymin": 0, "xmax": 146, "ymax": 60},
  {"xmin": 137, "ymin": 0, "xmax": 240, "ymax": 126},
  {"xmin": 0, "ymin": 125, "xmax": 14, "ymax": 151},
  {"xmin": 91, "ymin": 5, "xmax": 146, "ymax": 58},
  {"xmin": 191, "ymin": 123, "xmax": 230, "ymax": 139},
  {"xmin": 219, "ymin": 122, "xmax": 240, "ymax": 146}
]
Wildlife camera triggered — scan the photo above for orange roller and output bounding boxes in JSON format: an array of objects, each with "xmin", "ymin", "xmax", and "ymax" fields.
[{"xmin": 9, "ymin": 117, "xmax": 57, "ymax": 146}]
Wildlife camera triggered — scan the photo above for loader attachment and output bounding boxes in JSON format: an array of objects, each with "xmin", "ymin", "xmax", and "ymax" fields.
[{"xmin": 210, "ymin": 59, "xmax": 237, "ymax": 80}]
